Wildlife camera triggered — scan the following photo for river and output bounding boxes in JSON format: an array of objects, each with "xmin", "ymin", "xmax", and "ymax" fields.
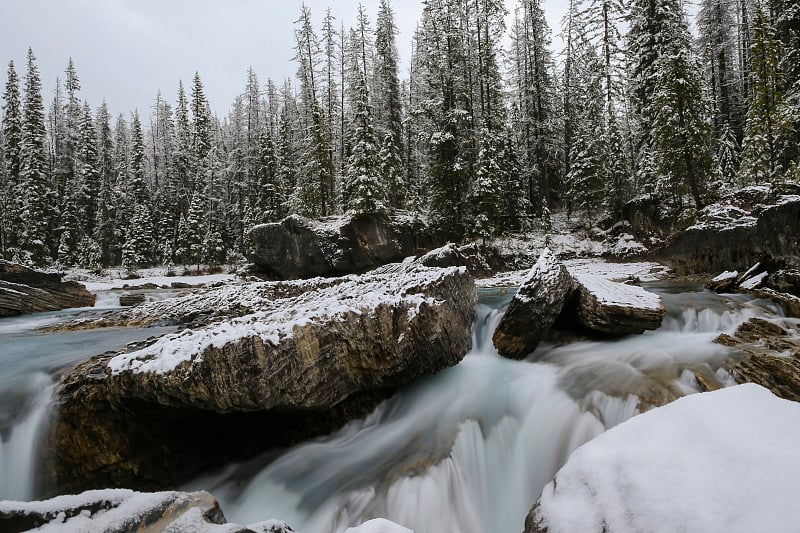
[{"xmin": 0, "ymin": 284, "xmax": 786, "ymax": 532}]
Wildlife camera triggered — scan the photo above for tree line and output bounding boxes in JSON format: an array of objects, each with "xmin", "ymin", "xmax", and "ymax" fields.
[{"xmin": 1, "ymin": 0, "xmax": 798, "ymax": 268}]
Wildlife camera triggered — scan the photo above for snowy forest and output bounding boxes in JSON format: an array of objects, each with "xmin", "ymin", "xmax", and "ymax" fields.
[{"xmin": 0, "ymin": 0, "xmax": 799, "ymax": 269}]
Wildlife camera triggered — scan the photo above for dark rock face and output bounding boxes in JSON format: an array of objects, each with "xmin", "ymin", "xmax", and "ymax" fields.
[
  {"xmin": 0, "ymin": 489, "xmax": 296, "ymax": 533},
  {"xmin": 51, "ymin": 266, "xmax": 475, "ymax": 493},
  {"xmin": 659, "ymin": 191, "xmax": 800, "ymax": 274},
  {"xmin": 492, "ymin": 249, "xmax": 575, "ymax": 359},
  {"xmin": 417, "ymin": 242, "xmax": 495, "ymax": 277},
  {"xmin": 248, "ymin": 212, "xmax": 436, "ymax": 279},
  {"xmin": 572, "ymin": 274, "xmax": 666, "ymax": 335},
  {"xmin": 118, "ymin": 293, "xmax": 146, "ymax": 307},
  {"xmin": 0, "ymin": 260, "xmax": 95, "ymax": 317}
]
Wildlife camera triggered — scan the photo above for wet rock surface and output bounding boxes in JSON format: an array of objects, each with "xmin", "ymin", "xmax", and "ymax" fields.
[
  {"xmin": 0, "ymin": 260, "xmax": 95, "ymax": 317},
  {"xmin": 51, "ymin": 265, "xmax": 476, "ymax": 493},
  {"xmin": 571, "ymin": 274, "xmax": 666, "ymax": 336}
]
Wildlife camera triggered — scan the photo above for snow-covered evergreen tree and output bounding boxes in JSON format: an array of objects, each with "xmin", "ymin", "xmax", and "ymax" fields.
[
  {"xmin": 20, "ymin": 48, "xmax": 51, "ymax": 265},
  {"xmin": 341, "ymin": 69, "xmax": 384, "ymax": 214},
  {"xmin": 1, "ymin": 60, "xmax": 23, "ymax": 257},
  {"xmin": 739, "ymin": 4, "xmax": 789, "ymax": 184}
]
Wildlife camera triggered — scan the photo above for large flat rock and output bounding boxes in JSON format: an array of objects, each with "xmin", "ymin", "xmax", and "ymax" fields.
[
  {"xmin": 572, "ymin": 273, "xmax": 665, "ymax": 335},
  {"xmin": 0, "ymin": 260, "xmax": 94, "ymax": 317},
  {"xmin": 51, "ymin": 265, "xmax": 476, "ymax": 493}
]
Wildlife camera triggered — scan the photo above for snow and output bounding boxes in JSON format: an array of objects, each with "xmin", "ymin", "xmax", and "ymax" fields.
[
  {"xmin": 345, "ymin": 518, "xmax": 414, "ymax": 533},
  {"xmin": 476, "ymin": 259, "xmax": 671, "ymax": 289},
  {"xmin": 572, "ymin": 271, "xmax": 663, "ymax": 310},
  {"xmin": 710, "ymin": 270, "xmax": 738, "ymax": 284},
  {"xmin": 609, "ymin": 233, "xmax": 648, "ymax": 257},
  {"xmin": 739, "ymin": 271, "xmax": 768, "ymax": 290},
  {"xmin": 2, "ymin": 489, "xmax": 179, "ymax": 532},
  {"xmin": 533, "ymin": 384, "xmax": 800, "ymax": 533},
  {"xmin": 107, "ymin": 266, "xmax": 462, "ymax": 375},
  {"xmin": 0, "ymin": 489, "xmax": 295, "ymax": 532},
  {"xmin": 64, "ymin": 266, "xmax": 236, "ymax": 293}
]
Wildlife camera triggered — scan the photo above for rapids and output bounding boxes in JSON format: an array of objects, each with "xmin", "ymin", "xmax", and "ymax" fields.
[
  {"xmin": 183, "ymin": 285, "xmax": 787, "ymax": 533},
  {"xmin": 0, "ymin": 284, "xmax": 789, "ymax": 531}
]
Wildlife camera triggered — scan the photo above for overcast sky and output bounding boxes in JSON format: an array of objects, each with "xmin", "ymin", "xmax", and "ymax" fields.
[{"xmin": 1, "ymin": 0, "xmax": 565, "ymax": 118}]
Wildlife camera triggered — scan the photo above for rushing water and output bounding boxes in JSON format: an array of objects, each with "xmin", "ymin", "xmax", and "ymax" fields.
[
  {"xmin": 0, "ymin": 284, "xmax": 790, "ymax": 531},
  {"xmin": 184, "ymin": 286, "xmax": 789, "ymax": 533},
  {"xmin": 0, "ymin": 299, "xmax": 176, "ymax": 501}
]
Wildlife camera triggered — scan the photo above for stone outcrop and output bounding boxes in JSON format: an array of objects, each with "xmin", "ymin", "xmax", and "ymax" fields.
[
  {"xmin": 51, "ymin": 265, "xmax": 476, "ymax": 493},
  {"xmin": 715, "ymin": 317, "xmax": 800, "ymax": 402},
  {"xmin": 659, "ymin": 185, "xmax": 800, "ymax": 274},
  {"xmin": 0, "ymin": 489, "xmax": 295, "ymax": 533},
  {"xmin": 572, "ymin": 273, "xmax": 666, "ymax": 335},
  {"xmin": 248, "ymin": 212, "xmax": 437, "ymax": 279},
  {"xmin": 0, "ymin": 260, "xmax": 95, "ymax": 317},
  {"xmin": 417, "ymin": 242, "xmax": 499, "ymax": 278},
  {"xmin": 492, "ymin": 253, "xmax": 666, "ymax": 358},
  {"xmin": 492, "ymin": 249, "xmax": 575, "ymax": 359}
]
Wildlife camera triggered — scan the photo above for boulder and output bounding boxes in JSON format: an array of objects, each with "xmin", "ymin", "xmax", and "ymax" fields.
[
  {"xmin": 706, "ymin": 270, "xmax": 738, "ymax": 292},
  {"xmin": 572, "ymin": 273, "xmax": 665, "ymax": 335},
  {"xmin": 659, "ymin": 187, "xmax": 800, "ymax": 274},
  {"xmin": 0, "ymin": 260, "xmax": 95, "ymax": 317},
  {"xmin": 714, "ymin": 317, "xmax": 800, "ymax": 402},
  {"xmin": 416, "ymin": 242, "xmax": 495, "ymax": 277},
  {"xmin": 525, "ymin": 385, "xmax": 800, "ymax": 533},
  {"xmin": 248, "ymin": 212, "xmax": 437, "ymax": 279},
  {"xmin": 492, "ymin": 248, "xmax": 575, "ymax": 359},
  {"xmin": 51, "ymin": 265, "xmax": 476, "ymax": 493},
  {"xmin": 118, "ymin": 293, "xmax": 146, "ymax": 307},
  {"xmin": 0, "ymin": 489, "xmax": 296, "ymax": 533}
]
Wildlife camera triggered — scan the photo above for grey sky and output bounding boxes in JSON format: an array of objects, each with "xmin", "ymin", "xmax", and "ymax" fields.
[{"xmin": 1, "ymin": 0, "xmax": 565, "ymax": 118}]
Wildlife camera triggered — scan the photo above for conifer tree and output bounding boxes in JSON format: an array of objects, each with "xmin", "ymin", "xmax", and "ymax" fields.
[
  {"xmin": 739, "ymin": 4, "xmax": 788, "ymax": 183},
  {"xmin": 20, "ymin": 48, "xmax": 51, "ymax": 265},
  {"xmin": 342, "ymin": 69, "xmax": 385, "ymax": 214},
  {"xmin": 373, "ymin": 0, "xmax": 405, "ymax": 190},
  {"xmin": 94, "ymin": 102, "xmax": 117, "ymax": 265},
  {"xmin": 253, "ymin": 128, "xmax": 284, "ymax": 222},
  {"xmin": 177, "ymin": 192, "xmax": 204, "ymax": 267},
  {"xmin": 471, "ymin": 128, "xmax": 503, "ymax": 239},
  {"xmin": 1, "ymin": 60, "xmax": 23, "ymax": 256}
]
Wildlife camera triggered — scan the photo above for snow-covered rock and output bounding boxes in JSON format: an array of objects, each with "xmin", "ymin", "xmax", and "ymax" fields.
[
  {"xmin": 0, "ymin": 260, "xmax": 94, "ymax": 317},
  {"xmin": 660, "ymin": 184, "xmax": 800, "ymax": 274},
  {"xmin": 0, "ymin": 488, "xmax": 298, "ymax": 533},
  {"xmin": 344, "ymin": 518, "xmax": 414, "ymax": 533},
  {"xmin": 0, "ymin": 489, "xmax": 226, "ymax": 532},
  {"xmin": 492, "ymin": 248, "xmax": 575, "ymax": 359},
  {"xmin": 526, "ymin": 384, "xmax": 800, "ymax": 533},
  {"xmin": 247, "ymin": 212, "xmax": 435, "ymax": 279},
  {"xmin": 706, "ymin": 270, "xmax": 738, "ymax": 292},
  {"xmin": 572, "ymin": 272, "xmax": 665, "ymax": 335},
  {"xmin": 53, "ymin": 265, "xmax": 476, "ymax": 493}
]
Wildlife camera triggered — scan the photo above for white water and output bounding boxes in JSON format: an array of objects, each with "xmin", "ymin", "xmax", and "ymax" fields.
[
  {"xmin": 0, "ymin": 285, "xmax": 789, "ymax": 531},
  {"xmin": 186, "ymin": 287, "xmax": 788, "ymax": 533},
  {"xmin": 0, "ymin": 303, "xmax": 176, "ymax": 501}
]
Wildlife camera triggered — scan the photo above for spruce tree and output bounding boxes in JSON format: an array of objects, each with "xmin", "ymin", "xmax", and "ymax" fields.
[
  {"xmin": 2, "ymin": 60, "xmax": 23, "ymax": 257},
  {"xmin": 739, "ymin": 4, "xmax": 789, "ymax": 183},
  {"xmin": 342, "ymin": 70, "xmax": 385, "ymax": 214},
  {"xmin": 20, "ymin": 48, "xmax": 51, "ymax": 265},
  {"xmin": 471, "ymin": 128, "xmax": 503, "ymax": 239}
]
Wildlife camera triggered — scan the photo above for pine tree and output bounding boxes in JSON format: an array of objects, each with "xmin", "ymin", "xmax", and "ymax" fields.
[
  {"xmin": 20, "ymin": 48, "xmax": 52, "ymax": 265},
  {"xmin": 253, "ymin": 128, "xmax": 284, "ymax": 222},
  {"xmin": 471, "ymin": 127, "xmax": 503, "ymax": 239},
  {"xmin": 739, "ymin": 4, "xmax": 788, "ymax": 183},
  {"xmin": 342, "ymin": 70, "xmax": 385, "ymax": 214},
  {"xmin": 373, "ymin": 0, "xmax": 405, "ymax": 195},
  {"xmin": 2, "ymin": 60, "xmax": 23, "ymax": 257},
  {"xmin": 121, "ymin": 204, "xmax": 154, "ymax": 270},
  {"xmin": 177, "ymin": 193, "xmax": 204, "ymax": 267},
  {"xmin": 649, "ymin": 5, "xmax": 715, "ymax": 208},
  {"xmin": 94, "ymin": 102, "xmax": 117, "ymax": 266}
]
